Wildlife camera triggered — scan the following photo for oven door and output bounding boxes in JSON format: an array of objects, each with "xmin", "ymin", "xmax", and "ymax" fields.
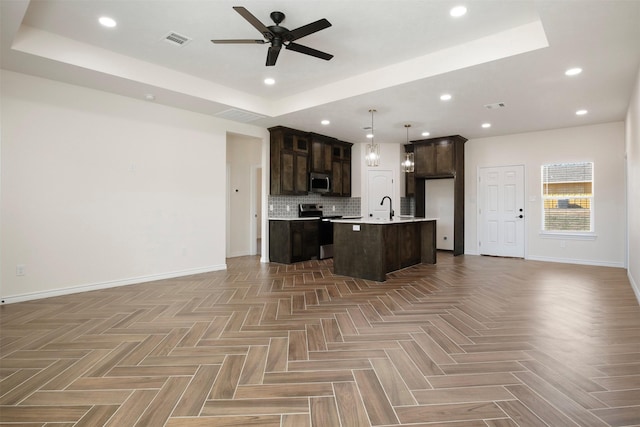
[{"xmin": 319, "ymin": 217, "xmax": 341, "ymax": 259}]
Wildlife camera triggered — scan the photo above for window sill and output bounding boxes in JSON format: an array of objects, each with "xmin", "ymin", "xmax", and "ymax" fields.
[{"xmin": 539, "ymin": 231, "xmax": 597, "ymax": 241}]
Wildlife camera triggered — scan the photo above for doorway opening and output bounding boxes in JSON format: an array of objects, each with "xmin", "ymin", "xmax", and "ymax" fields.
[{"xmin": 226, "ymin": 133, "xmax": 263, "ymax": 258}]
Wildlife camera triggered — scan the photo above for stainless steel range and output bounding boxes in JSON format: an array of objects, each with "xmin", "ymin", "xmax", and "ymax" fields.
[{"xmin": 298, "ymin": 203, "xmax": 341, "ymax": 259}]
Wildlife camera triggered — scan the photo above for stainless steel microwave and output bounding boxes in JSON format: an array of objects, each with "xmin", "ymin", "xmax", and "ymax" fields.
[{"xmin": 309, "ymin": 173, "xmax": 331, "ymax": 193}]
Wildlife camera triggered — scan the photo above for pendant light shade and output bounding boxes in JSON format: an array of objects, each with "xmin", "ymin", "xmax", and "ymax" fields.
[
  {"xmin": 366, "ymin": 109, "xmax": 380, "ymax": 167},
  {"xmin": 401, "ymin": 124, "xmax": 414, "ymax": 173}
]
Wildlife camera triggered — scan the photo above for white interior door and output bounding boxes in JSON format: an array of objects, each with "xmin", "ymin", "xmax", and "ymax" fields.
[
  {"xmin": 368, "ymin": 170, "xmax": 393, "ymax": 219},
  {"xmin": 478, "ymin": 165, "xmax": 525, "ymax": 257}
]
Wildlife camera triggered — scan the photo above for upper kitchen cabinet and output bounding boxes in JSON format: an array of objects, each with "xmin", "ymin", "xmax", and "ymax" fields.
[
  {"xmin": 269, "ymin": 126, "xmax": 310, "ymax": 195},
  {"xmin": 331, "ymin": 141, "xmax": 352, "ymax": 197},
  {"xmin": 310, "ymin": 133, "xmax": 334, "ymax": 174},
  {"xmin": 413, "ymin": 135, "xmax": 466, "ymax": 178},
  {"xmin": 410, "ymin": 135, "xmax": 467, "ymax": 256}
]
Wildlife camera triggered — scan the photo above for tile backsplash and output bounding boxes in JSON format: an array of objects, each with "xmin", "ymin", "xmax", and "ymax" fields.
[
  {"xmin": 268, "ymin": 195, "xmax": 361, "ymax": 218},
  {"xmin": 400, "ymin": 197, "xmax": 415, "ymax": 216},
  {"xmin": 268, "ymin": 196, "xmax": 415, "ymax": 218}
]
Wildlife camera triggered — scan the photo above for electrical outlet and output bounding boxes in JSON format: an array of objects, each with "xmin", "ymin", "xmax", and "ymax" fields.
[
  {"xmin": 332, "ymin": 205, "xmax": 335, "ymax": 211},
  {"xmin": 286, "ymin": 205, "xmax": 290, "ymax": 212},
  {"xmin": 269, "ymin": 204, "xmax": 273, "ymax": 211},
  {"xmin": 16, "ymin": 264, "xmax": 26, "ymax": 276}
]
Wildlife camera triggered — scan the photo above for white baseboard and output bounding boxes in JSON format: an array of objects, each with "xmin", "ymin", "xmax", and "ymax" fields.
[
  {"xmin": 1, "ymin": 264, "xmax": 227, "ymax": 304},
  {"xmin": 227, "ymin": 250, "xmax": 253, "ymax": 258},
  {"xmin": 466, "ymin": 251, "xmax": 625, "ymax": 269},
  {"xmin": 526, "ymin": 255, "xmax": 625, "ymax": 269},
  {"xmin": 629, "ymin": 270, "xmax": 640, "ymax": 305}
]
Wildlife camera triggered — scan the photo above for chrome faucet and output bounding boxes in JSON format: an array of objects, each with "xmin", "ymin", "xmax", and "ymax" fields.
[{"xmin": 380, "ymin": 196, "xmax": 394, "ymax": 221}]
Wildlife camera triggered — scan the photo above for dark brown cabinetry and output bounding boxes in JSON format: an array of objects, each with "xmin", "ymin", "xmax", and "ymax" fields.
[
  {"xmin": 333, "ymin": 220, "xmax": 436, "ymax": 282},
  {"xmin": 410, "ymin": 135, "xmax": 466, "ymax": 256},
  {"xmin": 269, "ymin": 219, "xmax": 319, "ymax": 264},
  {"xmin": 310, "ymin": 133, "xmax": 333, "ymax": 174},
  {"xmin": 414, "ymin": 138, "xmax": 458, "ymax": 178},
  {"xmin": 269, "ymin": 126, "xmax": 310, "ymax": 195},
  {"xmin": 405, "ymin": 171, "xmax": 415, "ymax": 197},
  {"xmin": 331, "ymin": 142, "xmax": 352, "ymax": 197},
  {"xmin": 270, "ymin": 127, "xmax": 352, "ymax": 197}
]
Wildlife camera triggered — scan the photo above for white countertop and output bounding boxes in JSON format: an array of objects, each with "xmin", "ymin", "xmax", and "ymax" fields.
[
  {"xmin": 269, "ymin": 217, "xmax": 319, "ymax": 221},
  {"xmin": 332, "ymin": 216, "xmax": 438, "ymax": 224}
]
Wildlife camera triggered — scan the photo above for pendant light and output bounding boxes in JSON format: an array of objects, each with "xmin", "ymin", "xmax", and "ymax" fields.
[
  {"xmin": 401, "ymin": 124, "xmax": 415, "ymax": 173},
  {"xmin": 365, "ymin": 108, "xmax": 380, "ymax": 167}
]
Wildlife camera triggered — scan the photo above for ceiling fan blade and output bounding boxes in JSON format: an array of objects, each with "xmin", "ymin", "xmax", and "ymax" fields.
[
  {"xmin": 288, "ymin": 18, "xmax": 331, "ymax": 41},
  {"xmin": 266, "ymin": 45, "xmax": 281, "ymax": 66},
  {"xmin": 286, "ymin": 42, "xmax": 333, "ymax": 61},
  {"xmin": 211, "ymin": 39, "xmax": 266, "ymax": 44},
  {"xmin": 233, "ymin": 6, "xmax": 273, "ymax": 40}
]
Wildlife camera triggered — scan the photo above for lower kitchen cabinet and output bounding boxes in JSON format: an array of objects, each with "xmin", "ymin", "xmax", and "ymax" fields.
[{"xmin": 269, "ymin": 219, "xmax": 319, "ymax": 264}]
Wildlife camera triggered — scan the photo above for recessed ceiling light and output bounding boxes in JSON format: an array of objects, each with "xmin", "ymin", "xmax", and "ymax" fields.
[
  {"xmin": 98, "ymin": 16, "xmax": 117, "ymax": 28},
  {"xmin": 576, "ymin": 109, "xmax": 588, "ymax": 116},
  {"xmin": 421, "ymin": 131, "xmax": 430, "ymax": 137},
  {"xmin": 440, "ymin": 94, "xmax": 452, "ymax": 101},
  {"xmin": 450, "ymin": 6, "xmax": 467, "ymax": 17},
  {"xmin": 264, "ymin": 78, "xmax": 275, "ymax": 85},
  {"xmin": 144, "ymin": 93, "xmax": 155, "ymax": 101},
  {"xmin": 321, "ymin": 119, "xmax": 330, "ymax": 125},
  {"xmin": 481, "ymin": 123, "xmax": 491, "ymax": 128},
  {"xmin": 366, "ymin": 133, "xmax": 374, "ymax": 139},
  {"xmin": 565, "ymin": 67, "xmax": 582, "ymax": 76}
]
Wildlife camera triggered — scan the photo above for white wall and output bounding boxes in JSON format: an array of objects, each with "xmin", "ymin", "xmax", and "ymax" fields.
[
  {"xmin": 425, "ymin": 179, "xmax": 455, "ymax": 250},
  {"xmin": 1, "ymin": 71, "xmax": 268, "ymax": 302},
  {"xmin": 626, "ymin": 66, "xmax": 640, "ymax": 301},
  {"xmin": 227, "ymin": 133, "xmax": 262, "ymax": 257},
  {"xmin": 465, "ymin": 122, "xmax": 626, "ymax": 268}
]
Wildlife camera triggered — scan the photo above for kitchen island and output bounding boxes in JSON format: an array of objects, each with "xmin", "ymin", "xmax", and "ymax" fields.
[{"xmin": 332, "ymin": 217, "xmax": 437, "ymax": 282}]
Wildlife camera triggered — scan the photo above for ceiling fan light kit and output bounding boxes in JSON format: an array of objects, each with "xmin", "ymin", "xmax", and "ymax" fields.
[{"xmin": 211, "ymin": 6, "xmax": 333, "ymax": 66}]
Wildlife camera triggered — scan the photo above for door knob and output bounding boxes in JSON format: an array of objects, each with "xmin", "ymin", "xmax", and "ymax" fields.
[{"xmin": 517, "ymin": 215, "xmax": 524, "ymax": 218}]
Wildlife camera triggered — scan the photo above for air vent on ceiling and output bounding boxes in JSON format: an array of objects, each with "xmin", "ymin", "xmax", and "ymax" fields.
[
  {"xmin": 215, "ymin": 109, "xmax": 266, "ymax": 123},
  {"xmin": 163, "ymin": 31, "xmax": 192, "ymax": 47},
  {"xmin": 484, "ymin": 102, "xmax": 506, "ymax": 109}
]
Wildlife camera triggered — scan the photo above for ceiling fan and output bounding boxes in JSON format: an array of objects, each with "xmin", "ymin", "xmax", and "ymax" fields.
[{"xmin": 211, "ymin": 6, "xmax": 333, "ymax": 66}]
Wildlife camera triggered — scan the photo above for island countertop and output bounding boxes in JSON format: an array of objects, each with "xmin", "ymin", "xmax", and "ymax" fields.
[
  {"xmin": 268, "ymin": 217, "xmax": 319, "ymax": 221},
  {"xmin": 332, "ymin": 216, "xmax": 438, "ymax": 224}
]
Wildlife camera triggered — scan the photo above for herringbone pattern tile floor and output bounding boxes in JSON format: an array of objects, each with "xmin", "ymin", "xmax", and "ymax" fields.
[{"xmin": 1, "ymin": 253, "xmax": 639, "ymax": 426}]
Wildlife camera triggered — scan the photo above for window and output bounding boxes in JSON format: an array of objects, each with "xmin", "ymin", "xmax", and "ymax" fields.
[{"xmin": 541, "ymin": 162, "xmax": 593, "ymax": 232}]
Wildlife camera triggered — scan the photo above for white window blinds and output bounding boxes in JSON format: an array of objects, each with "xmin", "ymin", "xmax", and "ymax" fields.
[{"xmin": 541, "ymin": 162, "xmax": 594, "ymax": 232}]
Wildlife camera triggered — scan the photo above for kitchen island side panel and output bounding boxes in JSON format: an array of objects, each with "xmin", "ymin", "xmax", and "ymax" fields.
[
  {"xmin": 421, "ymin": 220, "xmax": 437, "ymax": 264},
  {"xmin": 333, "ymin": 223, "xmax": 386, "ymax": 282}
]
